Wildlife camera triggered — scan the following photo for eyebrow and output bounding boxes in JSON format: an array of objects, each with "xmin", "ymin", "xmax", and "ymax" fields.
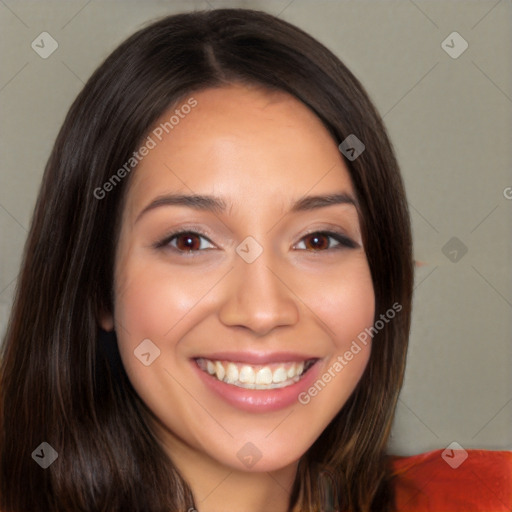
[{"xmin": 135, "ymin": 192, "xmax": 357, "ymax": 223}]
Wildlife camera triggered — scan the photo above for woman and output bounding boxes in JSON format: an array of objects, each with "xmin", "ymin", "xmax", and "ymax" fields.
[{"xmin": 0, "ymin": 8, "xmax": 509, "ymax": 512}]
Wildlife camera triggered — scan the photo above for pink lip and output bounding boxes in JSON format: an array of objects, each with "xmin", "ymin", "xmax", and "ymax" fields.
[
  {"xmin": 191, "ymin": 351, "xmax": 318, "ymax": 365},
  {"xmin": 191, "ymin": 357, "xmax": 322, "ymax": 413}
]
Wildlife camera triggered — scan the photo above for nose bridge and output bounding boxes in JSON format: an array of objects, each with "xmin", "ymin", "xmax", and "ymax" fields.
[{"xmin": 218, "ymin": 244, "xmax": 299, "ymax": 335}]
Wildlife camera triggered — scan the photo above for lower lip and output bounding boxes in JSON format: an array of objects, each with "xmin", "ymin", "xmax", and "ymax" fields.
[{"xmin": 192, "ymin": 359, "xmax": 322, "ymax": 412}]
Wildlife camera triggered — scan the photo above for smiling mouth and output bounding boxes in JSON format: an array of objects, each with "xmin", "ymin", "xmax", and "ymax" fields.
[{"xmin": 195, "ymin": 357, "xmax": 318, "ymax": 390}]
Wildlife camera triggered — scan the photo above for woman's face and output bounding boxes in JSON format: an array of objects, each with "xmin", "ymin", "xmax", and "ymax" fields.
[{"xmin": 103, "ymin": 84, "xmax": 375, "ymax": 473}]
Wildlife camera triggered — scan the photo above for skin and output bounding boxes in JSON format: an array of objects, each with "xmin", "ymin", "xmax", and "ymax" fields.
[{"xmin": 101, "ymin": 83, "xmax": 375, "ymax": 512}]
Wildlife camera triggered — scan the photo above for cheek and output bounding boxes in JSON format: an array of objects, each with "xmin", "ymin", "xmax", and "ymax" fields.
[
  {"xmin": 293, "ymin": 258, "xmax": 375, "ymax": 418},
  {"xmin": 114, "ymin": 261, "xmax": 219, "ymax": 341},
  {"xmin": 112, "ymin": 261, "xmax": 217, "ymax": 394},
  {"xmin": 301, "ymin": 258, "xmax": 375, "ymax": 348},
  {"xmin": 111, "ymin": 262, "xmax": 210, "ymax": 427},
  {"xmin": 327, "ymin": 273, "xmax": 374, "ymax": 350}
]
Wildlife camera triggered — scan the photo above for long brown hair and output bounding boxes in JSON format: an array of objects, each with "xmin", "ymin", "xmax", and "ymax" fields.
[{"xmin": 0, "ymin": 8, "xmax": 413, "ymax": 511}]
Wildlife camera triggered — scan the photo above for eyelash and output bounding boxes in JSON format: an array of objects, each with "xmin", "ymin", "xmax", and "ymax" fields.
[{"xmin": 153, "ymin": 229, "xmax": 358, "ymax": 255}]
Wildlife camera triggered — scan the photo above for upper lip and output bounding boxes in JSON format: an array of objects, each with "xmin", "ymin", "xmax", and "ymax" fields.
[{"xmin": 193, "ymin": 351, "xmax": 319, "ymax": 365}]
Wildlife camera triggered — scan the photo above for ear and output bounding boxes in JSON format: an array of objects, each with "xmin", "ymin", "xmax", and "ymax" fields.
[{"xmin": 98, "ymin": 309, "xmax": 115, "ymax": 332}]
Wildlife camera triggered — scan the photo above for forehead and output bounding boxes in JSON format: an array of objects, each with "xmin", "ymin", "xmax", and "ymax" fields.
[{"xmin": 125, "ymin": 84, "xmax": 354, "ymax": 216}]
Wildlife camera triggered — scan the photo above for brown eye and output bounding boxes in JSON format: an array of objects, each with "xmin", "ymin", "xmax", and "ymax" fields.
[
  {"xmin": 295, "ymin": 231, "xmax": 358, "ymax": 251},
  {"xmin": 303, "ymin": 233, "xmax": 330, "ymax": 251},
  {"xmin": 175, "ymin": 232, "xmax": 202, "ymax": 251},
  {"xmin": 156, "ymin": 231, "xmax": 216, "ymax": 252}
]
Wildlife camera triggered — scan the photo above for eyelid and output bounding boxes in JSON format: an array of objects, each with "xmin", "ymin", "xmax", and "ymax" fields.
[
  {"xmin": 153, "ymin": 229, "xmax": 217, "ymax": 252},
  {"xmin": 293, "ymin": 229, "xmax": 359, "ymax": 250}
]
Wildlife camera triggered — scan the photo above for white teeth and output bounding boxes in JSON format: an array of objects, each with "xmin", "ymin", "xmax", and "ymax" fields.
[
  {"xmin": 226, "ymin": 363, "xmax": 238, "ymax": 383},
  {"xmin": 273, "ymin": 367, "xmax": 288, "ymax": 383},
  {"xmin": 239, "ymin": 365, "xmax": 255, "ymax": 383},
  {"xmin": 256, "ymin": 367, "xmax": 273, "ymax": 385},
  {"xmin": 197, "ymin": 358, "xmax": 313, "ymax": 390},
  {"xmin": 215, "ymin": 361, "xmax": 225, "ymax": 381}
]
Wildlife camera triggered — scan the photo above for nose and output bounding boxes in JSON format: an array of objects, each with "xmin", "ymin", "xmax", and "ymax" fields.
[{"xmin": 218, "ymin": 255, "xmax": 299, "ymax": 336}]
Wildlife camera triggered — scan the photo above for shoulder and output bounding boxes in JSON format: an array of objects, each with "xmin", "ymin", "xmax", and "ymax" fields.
[{"xmin": 390, "ymin": 448, "xmax": 512, "ymax": 511}]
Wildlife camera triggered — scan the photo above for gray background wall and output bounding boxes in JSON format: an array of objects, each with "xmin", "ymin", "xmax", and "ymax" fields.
[{"xmin": 0, "ymin": 0, "xmax": 510, "ymax": 456}]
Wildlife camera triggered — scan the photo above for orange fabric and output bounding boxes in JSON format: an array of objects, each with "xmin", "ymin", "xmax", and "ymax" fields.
[{"xmin": 391, "ymin": 449, "xmax": 512, "ymax": 511}]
